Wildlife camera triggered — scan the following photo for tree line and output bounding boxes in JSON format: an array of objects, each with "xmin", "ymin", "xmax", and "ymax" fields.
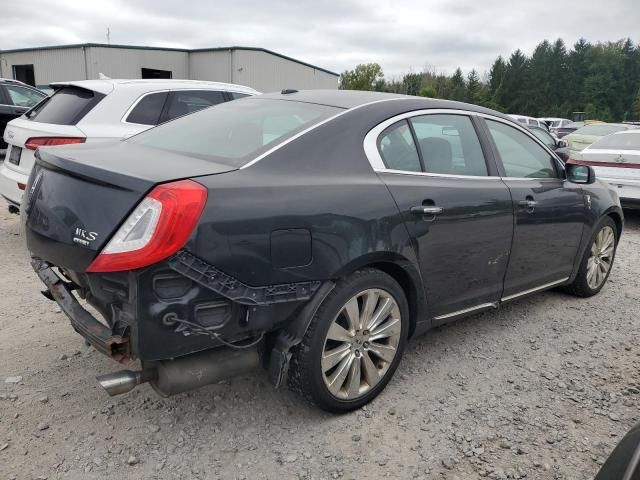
[{"xmin": 339, "ymin": 38, "xmax": 640, "ymax": 122}]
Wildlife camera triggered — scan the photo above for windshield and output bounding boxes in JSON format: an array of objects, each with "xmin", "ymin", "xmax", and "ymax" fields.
[
  {"xmin": 574, "ymin": 124, "xmax": 628, "ymax": 136},
  {"xmin": 590, "ymin": 133, "xmax": 640, "ymax": 151},
  {"xmin": 127, "ymin": 98, "xmax": 342, "ymax": 168}
]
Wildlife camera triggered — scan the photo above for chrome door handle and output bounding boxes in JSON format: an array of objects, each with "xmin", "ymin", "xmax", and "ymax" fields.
[
  {"xmin": 410, "ymin": 206, "xmax": 443, "ymax": 215},
  {"xmin": 518, "ymin": 199, "xmax": 538, "ymax": 213}
]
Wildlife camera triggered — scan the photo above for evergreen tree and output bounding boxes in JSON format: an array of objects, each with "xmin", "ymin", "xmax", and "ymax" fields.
[
  {"xmin": 450, "ymin": 67, "xmax": 466, "ymax": 102},
  {"xmin": 465, "ymin": 69, "xmax": 481, "ymax": 104}
]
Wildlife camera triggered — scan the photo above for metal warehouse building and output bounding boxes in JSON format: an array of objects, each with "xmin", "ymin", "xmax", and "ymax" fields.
[{"xmin": 0, "ymin": 43, "xmax": 338, "ymax": 92}]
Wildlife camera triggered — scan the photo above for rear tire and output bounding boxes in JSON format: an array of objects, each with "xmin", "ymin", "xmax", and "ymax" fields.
[
  {"xmin": 563, "ymin": 216, "xmax": 618, "ymax": 298},
  {"xmin": 288, "ymin": 269, "xmax": 409, "ymax": 413}
]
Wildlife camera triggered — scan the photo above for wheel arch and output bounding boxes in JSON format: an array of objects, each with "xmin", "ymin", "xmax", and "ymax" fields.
[
  {"xmin": 604, "ymin": 208, "xmax": 623, "ymax": 241},
  {"xmin": 333, "ymin": 252, "xmax": 426, "ymax": 338}
]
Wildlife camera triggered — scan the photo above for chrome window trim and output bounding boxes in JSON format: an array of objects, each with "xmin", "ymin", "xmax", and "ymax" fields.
[
  {"xmin": 240, "ymin": 97, "xmax": 410, "ymax": 170},
  {"xmin": 434, "ymin": 302, "xmax": 498, "ymax": 321},
  {"xmin": 501, "ymin": 277, "xmax": 569, "ymax": 302},
  {"xmin": 121, "ymin": 88, "xmax": 253, "ymax": 126},
  {"xmin": 362, "ymin": 108, "xmax": 565, "ymax": 180}
]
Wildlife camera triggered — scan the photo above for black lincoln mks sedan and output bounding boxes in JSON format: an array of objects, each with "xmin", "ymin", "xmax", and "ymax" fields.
[{"xmin": 23, "ymin": 90, "xmax": 622, "ymax": 412}]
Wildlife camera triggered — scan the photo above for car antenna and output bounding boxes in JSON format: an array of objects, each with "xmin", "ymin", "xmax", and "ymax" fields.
[{"xmin": 281, "ymin": 89, "xmax": 298, "ymax": 94}]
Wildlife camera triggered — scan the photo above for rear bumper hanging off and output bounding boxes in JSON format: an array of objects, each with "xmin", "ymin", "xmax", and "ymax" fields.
[{"xmin": 31, "ymin": 259, "xmax": 130, "ymax": 362}]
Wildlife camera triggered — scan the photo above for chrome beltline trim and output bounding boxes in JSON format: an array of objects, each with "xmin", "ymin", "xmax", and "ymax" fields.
[
  {"xmin": 434, "ymin": 302, "xmax": 498, "ymax": 320},
  {"xmin": 501, "ymin": 277, "xmax": 569, "ymax": 302}
]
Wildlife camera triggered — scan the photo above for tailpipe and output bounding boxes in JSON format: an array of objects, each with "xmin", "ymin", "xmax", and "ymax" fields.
[
  {"xmin": 96, "ymin": 346, "xmax": 260, "ymax": 397},
  {"xmin": 96, "ymin": 369, "xmax": 156, "ymax": 396}
]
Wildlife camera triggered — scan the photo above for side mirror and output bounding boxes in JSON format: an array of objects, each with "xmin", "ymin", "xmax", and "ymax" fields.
[
  {"xmin": 566, "ymin": 163, "xmax": 596, "ymax": 184},
  {"xmin": 557, "ymin": 139, "xmax": 568, "ymax": 148}
]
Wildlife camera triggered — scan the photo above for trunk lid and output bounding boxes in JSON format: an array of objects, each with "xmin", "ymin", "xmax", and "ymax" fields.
[
  {"xmin": 24, "ymin": 141, "xmax": 236, "ymax": 272},
  {"xmin": 3, "ymin": 117, "xmax": 86, "ymax": 177},
  {"xmin": 577, "ymin": 150, "xmax": 640, "ymax": 182}
]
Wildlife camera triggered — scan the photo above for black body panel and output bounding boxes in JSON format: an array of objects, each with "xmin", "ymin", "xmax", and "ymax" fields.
[{"xmin": 22, "ymin": 91, "xmax": 623, "ymax": 366}]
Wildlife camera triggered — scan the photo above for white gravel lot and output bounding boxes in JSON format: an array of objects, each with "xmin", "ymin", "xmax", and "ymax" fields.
[{"xmin": 0, "ymin": 209, "xmax": 639, "ymax": 480}]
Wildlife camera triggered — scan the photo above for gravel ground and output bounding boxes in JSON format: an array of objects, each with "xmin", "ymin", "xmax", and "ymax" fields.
[{"xmin": 0, "ymin": 209, "xmax": 639, "ymax": 480}]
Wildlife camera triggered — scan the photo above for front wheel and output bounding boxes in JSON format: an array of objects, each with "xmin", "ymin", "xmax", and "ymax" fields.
[
  {"xmin": 564, "ymin": 217, "xmax": 618, "ymax": 297},
  {"xmin": 288, "ymin": 269, "xmax": 409, "ymax": 412}
]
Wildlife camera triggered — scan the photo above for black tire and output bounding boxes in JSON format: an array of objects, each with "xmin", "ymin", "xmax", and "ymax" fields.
[
  {"xmin": 563, "ymin": 216, "xmax": 618, "ymax": 298},
  {"xmin": 288, "ymin": 269, "xmax": 409, "ymax": 413}
]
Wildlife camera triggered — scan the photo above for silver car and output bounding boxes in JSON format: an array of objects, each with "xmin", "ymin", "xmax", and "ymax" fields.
[{"xmin": 571, "ymin": 129, "xmax": 640, "ymax": 209}]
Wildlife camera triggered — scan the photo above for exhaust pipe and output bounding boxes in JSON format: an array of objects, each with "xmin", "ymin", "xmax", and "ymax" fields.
[
  {"xmin": 96, "ymin": 369, "xmax": 156, "ymax": 396},
  {"xmin": 96, "ymin": 347, "xmax": 260, "ymax": 397}
]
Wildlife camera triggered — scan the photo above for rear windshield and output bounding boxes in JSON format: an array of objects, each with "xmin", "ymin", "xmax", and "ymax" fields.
[
  {"xmin": 25, "ymin": 86, "xmax": 105, "ymax": 125},
  {"xmin": 574, "ymin": 124, "xmax": 628, "ymax": 136},
  {"xmin": 590, "ymin": 133, "xmax": 640, "ymax": 151},
  {"xmin": 127, "ymin": 98, "xmax": 342, "ymax": 168}
]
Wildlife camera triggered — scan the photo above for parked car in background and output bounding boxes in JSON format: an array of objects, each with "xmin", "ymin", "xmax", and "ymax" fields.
[
  {"xmin": 565, "ymin": 123, "xmax": 637, "ymax": 156},
  {"xmin": 0, "ymin": 79, "xmax": 47, "ymax": 155},
  {"xmin": 23, "ymin": 91, "xmax": 623, "ymax": 412},
  {"xmin": 529, "ymin": 126, "xmax": 569, "ymax": 162},
  {"xmin": 508, "ymin": 114, "xmax": 547, "ymax": 129},
  {"xmin": 570, "ymin": 129, "xmax": 640, "ymax": 209},
  {"xmin": 555, "ymin": 121, "xmax": 584, "ymax": 139},
  {"xmin": 0, "ymin": 79, "xmax": 258, "ymax": 212},
  {"xmin": 538, "ymin": 117, "xmax": 572, "ymax": 135}
]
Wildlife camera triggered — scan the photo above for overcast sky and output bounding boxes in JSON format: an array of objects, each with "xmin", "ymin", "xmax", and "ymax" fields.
[{"xmin": 2, "ymin": 0, "xmax": 639, "ymax": 78}]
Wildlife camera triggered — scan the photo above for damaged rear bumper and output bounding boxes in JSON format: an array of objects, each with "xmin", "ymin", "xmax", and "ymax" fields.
[{"xmin": 31, "ymin": 259, "xmax": 130, "ymax": 362}]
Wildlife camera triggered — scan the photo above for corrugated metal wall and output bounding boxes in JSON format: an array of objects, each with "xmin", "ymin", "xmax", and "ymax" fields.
[
  {"xmin": 85, "ymin": 47, "xmax": 189, "ymax": 79},
  {"xmin": 231, "ymin": 50, "xmax": 337, "ymax": 91},
  {"xmin": 189, "ymin": 50, "xmax": 232, "ymax": 83},
  {"xmin": 0, "ymin": 46, "xmax": 338, "ymax": 91},
  {"xmin": 0, "ymin": 47, "xmax": 86, "ymax": 87}
]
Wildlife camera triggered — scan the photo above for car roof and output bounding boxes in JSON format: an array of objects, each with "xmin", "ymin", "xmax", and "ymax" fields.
[
  {"xmin": 258, "ymin": 90, "xmax": 515, "ymax": 119},
  {"xmin": 49, "ymin": 79, "xmax": 259, "ymax": 96}
]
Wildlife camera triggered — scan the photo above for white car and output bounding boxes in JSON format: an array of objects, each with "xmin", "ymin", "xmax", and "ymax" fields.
[
  {"xmin": 508, "ymin": 114, "xmax": 547, "ymax": 129},
  {"xmin": 571, "ymin": 129, "xmax": 640, "ymax": 209},
  {"xmin": 0, "ymin": 79, "xmax": 258, "ymax": 210},
  {"xmin": 538, "ymin": 117, "xmax": 572, "ymax": 135}
]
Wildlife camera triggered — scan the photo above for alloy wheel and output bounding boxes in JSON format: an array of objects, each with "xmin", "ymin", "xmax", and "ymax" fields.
[
  {"xmin": 586, "ymin": 225, "xmax": 615, "ymax": 290},
  {"xmin": 321, "ymin": 288, "xmax": 402, "ymax": 400}
]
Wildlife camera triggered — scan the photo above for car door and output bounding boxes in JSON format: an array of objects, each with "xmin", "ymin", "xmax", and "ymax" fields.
[
  {"xmin": 482, "ymin": 118, "xmax": 586, "ymax": 299},
  {"xmin": 0, "ymin": 86, "xmax": 14, "ymax": 151},
  {"xmin": 368, "ymin": 112, "xmax": 514, "ymax": 321}
]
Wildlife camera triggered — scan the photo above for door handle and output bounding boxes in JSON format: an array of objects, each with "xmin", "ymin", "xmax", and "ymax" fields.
[
  {"xmin": 410, "ymin": 206, "xmax": 443, "ymax": 215},
  {"xmin": 518, "ymin": 196, "xmax": 538, "ymax": 212}
]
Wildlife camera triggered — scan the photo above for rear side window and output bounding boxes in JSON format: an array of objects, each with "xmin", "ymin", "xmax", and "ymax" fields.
[
  {"xmin": 127, "ymin": 98, "xmax": 341, "ymax": 168},
  {"xmin": 164, "ymin": 90, "xmax": 226, "ymax": 121},
  {"xmin": 411, "ymin": 114, "xmax": 487, "ymax": 176},
  {"xmin": 5, "ymin": 85, "xmax": 46, "ymax": 107},
  {"xmin": 487, "ymin": 120, "xmax": 557, "ymax": 178},
  {"xmin": 378, "ymin": 121, "xmax": 421, "ymax": 172},
  {"xmin": 26, "ymin": 86, "xmax": 104, "ymax": 125},
  {"xmin": 126, "ymin": 92, "xmax": 168, "ymax": 125}
]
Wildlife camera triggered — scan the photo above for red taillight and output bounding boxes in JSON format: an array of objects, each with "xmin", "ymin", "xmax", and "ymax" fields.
[
  {"xmin": 17, "ymin": 182, "xmax": 26, "ymax": 191},
  {"xmin": 87, "ymin": 180, "xmax": 208, "ymax": 272},
  {"xmin": 24, "ymin": 137, "xmax": 86, "ymax": 150}
]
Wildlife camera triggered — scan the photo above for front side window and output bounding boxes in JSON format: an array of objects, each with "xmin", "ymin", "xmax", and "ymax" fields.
[
  {"xmin": 5, "ymin": 85, "xmax": 46, "ymax": 107},
  {"xmin": 487, "ymin": 120, "xmax": 557, "ymax": 179},
  {"xmin": 164, "ymin": 90, "xmax": 226, "ymax": 121},
  {"xmin": 126, "ymin": 92, "xmax": 169, "ymax": 125},
  {"xmin": 531, "ymin": 128, "xmax": 556, "ymax": 149},
  {"xmin": 127, "ymin": 98, "xmax": 341, "ymax": 168},
  {"xmin": 377, "ymin": 120, "xmax": 421, "ymax": 172},
  {"xmin": 410, "ymin": 114, "xmax": 487, "ymax": 176}
]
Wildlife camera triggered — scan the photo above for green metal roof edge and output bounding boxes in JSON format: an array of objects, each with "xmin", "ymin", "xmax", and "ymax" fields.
[{"xmin": 0, "ymin": 43, "xmax": 339, "ymax": 77}]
